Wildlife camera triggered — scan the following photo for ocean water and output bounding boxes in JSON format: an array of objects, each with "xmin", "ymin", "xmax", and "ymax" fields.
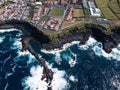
[{"xmin": 0, "ymin": 29, "xmax": 120, "ymax": 90}]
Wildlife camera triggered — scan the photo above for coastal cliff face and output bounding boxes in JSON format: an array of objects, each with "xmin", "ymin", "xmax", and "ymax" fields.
[
  {"xmin": 87, "ymin": 26, "xmax": 120, "ymax": 53},
  {"xmin": 0, "ymin": 20, "xmax": 51, "ymax": 44},
  {"xmin": 42, "ymin": 29, "xmax": 91, "ymax": 50},
  {"xmin": 0, "ymin": 20, "xmax": 120, "ymax": 53},
  {"xmin": 42, "ymin": 24, "xmax": 120, "ymax": 54}
]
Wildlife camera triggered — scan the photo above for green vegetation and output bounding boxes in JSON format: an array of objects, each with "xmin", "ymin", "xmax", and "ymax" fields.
[
  {"xmin": 42, "ymin": 22, "xmax": 113, "ymax": 42},
  {"xmin": 0, "ymin": 1, "xmax": 14, "ymax": 8},
  {"xmin": 108, "ymin": 0, "xmax": 120, "ymax": 19},
  {"xmin": 40, "ymin": 16, "xmax": 48, "ymax": 21},
  {"xmin": 85, "ymin": 23, "xmax": 113, "ymax": 35},
  {"xmin": 94, "ymin": 0, "xmax": 108, "ymax": 8},
  {"xmin": 49, "ymin": 7, "xmax": 64, "ymax": 17},
  {"xmin": 29, "ymin": 6, "xmax": 35, "ymax": 19},
  {"xmin": 95, "ymin": 0, "xmax": 117, "ymax": 19},
  {"xmin": 100, "ymin": 8, "xmax": 117, "ymax": 19},
  {"xmin": 62, "ymin": 20, "xmax": 75, "ymax": 28},
  {"xmin": 73, "ymin": 9, "xmax": 84, "ymax": 18},
  {"xmin": 83, "ymin": 8, "xmax": 89, "ymax": 18},
  {"xmin": 42, "ymin": 23, "xmax": 86, "ymax": 42}
]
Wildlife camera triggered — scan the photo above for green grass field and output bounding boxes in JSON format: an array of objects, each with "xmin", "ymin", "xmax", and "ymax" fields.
[
  {"xmin": 108, "ymin": 0, "xmax": 120, "ymax": 19},
  {"xmin": 49, "ymin": 7, "xmax": 64, "ymax": 17},
  {"xmin": 73, "ymin": 9, "xmax": 84, "ymax": 17},
  {"xmin": 95, "ymin": 0, "xmax": 118, "ymax": 19},
  {"xmin": 101, "ymin": 8, "xmax": 117, "ymax": 19},
  {"xmin": 40, "ymin": 16, "xmax": 48, "ymax": 21},
  {"xmin": 94, "ymin": 0, "xmax": 108, "ymax": 8}
]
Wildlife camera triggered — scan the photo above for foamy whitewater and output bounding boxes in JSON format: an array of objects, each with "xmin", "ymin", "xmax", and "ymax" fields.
[{"xmin": 0, "ymin": 29, "xmax": 120, "ymax": 90}]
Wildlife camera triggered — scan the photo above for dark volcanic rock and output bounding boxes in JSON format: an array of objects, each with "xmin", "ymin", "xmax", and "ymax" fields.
[
  {"xmin": 0, "ymin": 20, "xmax": 120, "ymax": 53},
  {"xmin": 87, "ymin": 26, "xmax": 120, "ymax": 53},
  {"xmin": 0, "ymin": 20, "xmax": 51, "ymax": 44},
  {"xmin": 42, "ymin": 31, "xmax": 91, "ymax": 50},
  {"xmin": 21, "ymin": 37, "xmax": 54, "ymax": 89}
]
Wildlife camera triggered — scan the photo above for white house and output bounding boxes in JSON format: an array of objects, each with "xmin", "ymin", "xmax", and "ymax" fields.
[
  {"xmin": 36, "ymin": 2, "xmax": 42, "ymax": 5},
  {"xmin": 89, "ymin": 8, "xmax": 101, "ymax": 17},
  {"xmin": 88, "ymin": 1, "xmax": 101, "ymax": 17}
]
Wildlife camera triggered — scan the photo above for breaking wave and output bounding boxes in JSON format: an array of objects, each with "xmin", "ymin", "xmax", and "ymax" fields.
[
  {"xmin": 22, "ymin": 65, "xmax": 69, "ymax": 90},
  {"xmin": 0, "ymin": 29, "xmax": 120, "ymax": 90},
  {"xmin": 79, "ymin": 37, "xmax": 120, "ymax": 61},
  {"xmin": 0, "ymin": 28, "xmax": 18, "ymax": 33}
]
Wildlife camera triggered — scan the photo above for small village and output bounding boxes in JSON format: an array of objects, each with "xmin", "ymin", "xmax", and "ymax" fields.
[{"xmin": 0, "ymin": 0, "xmax": 120, "ymax": 31}]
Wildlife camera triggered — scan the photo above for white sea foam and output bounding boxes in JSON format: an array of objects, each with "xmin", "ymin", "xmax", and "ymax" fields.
[
  {"xmin": 69, "ymin": 60, "xmax": 76, "ymax": 67},
  {"xmin": 0, "ymin": 28, "xmax": 18, "ymax": 33},
  {"xmin": 22, "ymin": 65, "xmax": 69, "ymax": 90},
  {"xmin": 92, "ymin": 41, "xmax": 120, "ymax": 61},
  {"xmin": 0, "ymin": 36, "xmax": 5, "ymax": 43},
  {"xmin": 14, "ymin": 50, "xmax": 37, "ymax": 65},
  {"xmin": 41, "ymin": 41, "xmax": 79, "ymax": 65},
  {"xmin": 69, "ymin": 55, "xmax": 77, "ymax": 67},
  {"xmin": 111, "ymin": 75, "xmax": 120, "ymax": 90},
  {"xmin": 22, "ymin": 66, "xmax": 48, "ymax": 90},
  {"xmin": 0, "ymin": 54, "xmax": 11, "ymax": 71},
  {"xmin": 5, "ymin": 72, "xmax": 13, "ymax": 79},
  {"xmin": 43, "ymin": 36, "xmax": 120, "ymax": 62},
  {"xmin": 110, "ymin": 45, "xmax": 120, "ymax": 61},
  {"xmin": 79, "ymin": 36, "xmax": 97, "ymax": 50},
  {"xmin": 4, "ymin": 82, "xmax": 8, "ymax": 90},
  {"xmin": 11, "ymin": 38, "xmax": 22, "ymax": 50},
  {"xmin": 69, "ymin": 75, "xmax": 78, "ymax": 83},
  {"xmin": 41, "ymin": 36, "xmax": 120, "ymax": 65},
  {"xmin": 41, "ymin": 41, "xmax": 80, "ymax": 54},
  {"xmin": 17, "ymin": 50, "xmax": 31, "ymax": 57},
  {"xmin": 51, "ymin": 68, "xmax": 69, "ymax": 90},
  {"xmin": 79, "ymin": 37, "xmax": 120, "ymax": 61},
  {"xmin": 12, "ymin": 65, "xmax": 18, "ymax": 72},
  {"xmin": 55, "ymin": 52, "xmax": 62, "ymax": 65}
]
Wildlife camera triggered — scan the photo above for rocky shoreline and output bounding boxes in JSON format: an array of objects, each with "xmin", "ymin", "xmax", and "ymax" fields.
[
  {"xmin": 0, "ymin": 20, "xmax": 120, "ymax": 90},
  {"xmin": 21, "ymin": 37, "xmax": 53, "ymax": 90},
  {"xmin": 0, "ymin": 20, "xmax": 120, "ymax": 53}
]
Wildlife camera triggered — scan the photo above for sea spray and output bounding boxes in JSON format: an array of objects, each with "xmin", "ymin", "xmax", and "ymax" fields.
[
  {"xmin": 22, "ymin": 65, "xmax": 69, "ymax": 90},
  {"xmin": 0, "ymin": 29, "xmax": 120, "ymax": 90},
  {"xmin": 0, "ymin": 28, "xmax": 20, "ymax": 33}
]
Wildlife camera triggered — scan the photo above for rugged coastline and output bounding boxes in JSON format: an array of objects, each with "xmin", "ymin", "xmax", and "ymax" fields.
[
  {"xmin": 0, "ymin": 20, "xmax": 120, "ymax": 53},
  {"xmin": 0, "ymin": 20, "xmax": 120, "ymax": 90}
]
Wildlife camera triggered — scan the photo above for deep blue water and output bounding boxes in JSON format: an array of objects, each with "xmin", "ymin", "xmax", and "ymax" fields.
[{"xmin": 0, "ymin": 29, "xmax": 120, "ymax": 90}]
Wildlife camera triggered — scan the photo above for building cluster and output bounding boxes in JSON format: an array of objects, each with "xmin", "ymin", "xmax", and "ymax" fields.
[
  {"xmin": 0, "ymin": 0, "xmax": 29, "ymax": 21},
  {"xmin": 0, "ymin": 0, "xmax": 95, "ymax": 31},
  {"xmin": 40, "ymin": 0, "xmax": 67, "ymax": 6},
  {"xmin": 82, "ymin": 0, "xmax": 101, "ymax": 17},
  {"xmin": 65, "ymin": 7, "xmax": 73, "ymax": 21},
  {"xmin": 44, "ymin": 17, "xmax": 61, "ymax": 31},
  {"xmin": 31, "ymin": 5, "xmax": 42, "ymax": 24},
  {"xmin": 44, "ymin": 0, "xmax": 58, "ymax": 5}
]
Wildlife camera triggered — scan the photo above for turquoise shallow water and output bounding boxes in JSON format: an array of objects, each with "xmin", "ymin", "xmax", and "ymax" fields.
[{"xmin": 0, "ymin": 29, "xmax": 120, "ymax": 90}]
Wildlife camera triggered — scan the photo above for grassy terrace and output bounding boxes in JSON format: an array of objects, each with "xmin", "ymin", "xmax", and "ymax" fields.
[
  {"xmin": 73, "ymin": 9, "xmax": 84, "ymax": 18},
  {"xmin": 94, "ymin": 0, "xmax": 118, "ymax": 19},
  {"xmin": 62, "ymin": 20, "xmax": 75, "ymax": 28},
  {"xmin": 108, "ymin": 0, "xmax": 120, "ymax": 19},
  {"xmin": 49, "ymin": 7, "xmax": 64, "ymax": 17},
  {"xmin": 42, "ymin": 23, "xmax": 86, "ymax": 42}
]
